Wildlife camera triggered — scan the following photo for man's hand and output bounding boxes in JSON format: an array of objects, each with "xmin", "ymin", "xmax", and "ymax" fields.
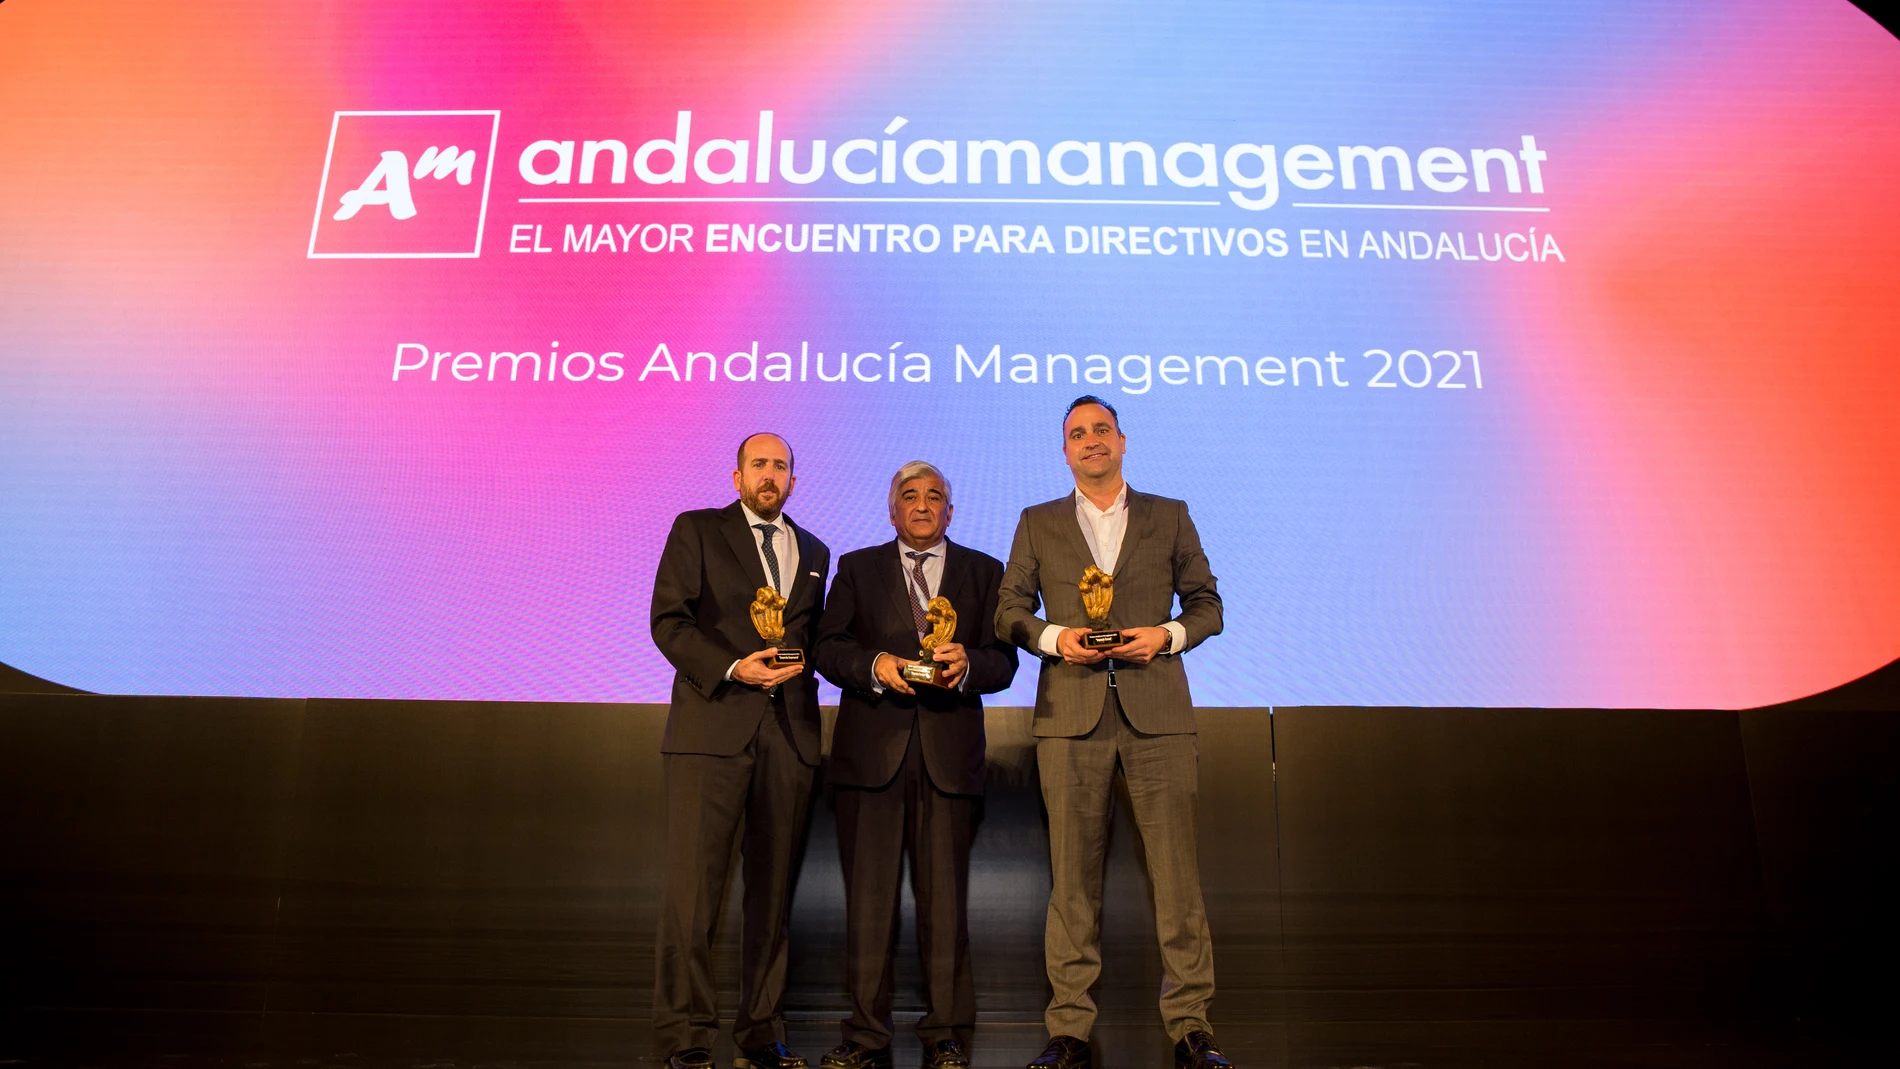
[
  {"xmin": 930, "ymin": 642, "xmax": 969, "ymax": 686},
  {"xmin": 1105, "ymin": 626, "xmax": 1170, "ymax": 665},
  {"xmin": 732, "ymin": 648, "xmax": 806, "ymax": 689},
  {"xmin": 1056, "ymin": 627, "xmax": 1109, "ymax": 666},
  {"xmin": 873, "ymin": 652, "xmax": 917, "ymax": 695}
]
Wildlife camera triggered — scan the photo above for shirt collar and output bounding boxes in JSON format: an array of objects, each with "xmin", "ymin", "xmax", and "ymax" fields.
[
  {"xmin": 898, "ymin": 537, "xmax": 945, "ymax": 558},
  {"xmin": 740, "ymin": 502, "xmax": 783, "ymax": 532},
  {"xmin": 1075, "ymin": 482, "xmax": 1128, "ymax": 518}
]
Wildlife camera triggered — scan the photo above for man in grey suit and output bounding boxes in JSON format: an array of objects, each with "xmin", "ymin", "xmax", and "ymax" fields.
[{"xmin": 995, "ymin": 397, "xmax": 1231, "ymax": 1069}]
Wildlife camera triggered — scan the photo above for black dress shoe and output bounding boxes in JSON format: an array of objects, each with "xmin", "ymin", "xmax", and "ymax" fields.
[
  {"xmin": 1027, "ymin": 1035, "xmax": 1091, "ymax": 1069},
  {"xmin": 736, "ymin": 1043, "xmax": 809, "ymax": 1069},
  {"xmin": 922, "ymin": 1039, "xmax": 969, "ymax": 1069},
  {"xmin": 668, "ymin": 1049, "xmax": 715, "ymax": 1069},
  {"xmin": 819, "ymin": 1041, "xmax": 892, "ymax": 1069},
  {"xmin": 1174, "ymin": 1031, "xmax": 1233, "ymax": 1069}
]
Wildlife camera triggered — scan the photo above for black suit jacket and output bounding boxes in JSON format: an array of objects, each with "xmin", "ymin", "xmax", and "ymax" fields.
[
  {"xmin": 816, "ymin": 539, "xmax": 1018, "ymax": 795},
  {"xmin": 650, "ymin": 500, "xmax": 830, "ymax": 765}
]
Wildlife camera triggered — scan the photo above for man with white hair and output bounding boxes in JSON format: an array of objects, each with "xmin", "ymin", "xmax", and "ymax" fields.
[{"xmin": 815, "ymin": 461, "xmax": 1019, "ymax": 1069}]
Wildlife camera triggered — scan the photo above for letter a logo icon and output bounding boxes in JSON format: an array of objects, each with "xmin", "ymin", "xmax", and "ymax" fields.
[
  {"xmin": 335, "ymin": 151, "xmax": 419, "ymax": 221},
  {"xmin": 309, "ymin": 111, "xmax": 500, "ymax": 258}
]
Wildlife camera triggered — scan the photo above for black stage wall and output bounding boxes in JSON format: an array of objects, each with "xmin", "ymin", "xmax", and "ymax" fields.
[{"xmin": 1, "ymin": 673, "xmax": 1895, "ymax": 1067}]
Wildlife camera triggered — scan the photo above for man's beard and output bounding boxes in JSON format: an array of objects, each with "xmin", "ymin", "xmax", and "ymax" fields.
[{"xmin": 743, "ymin": 481, "xmax": 785, "ymax": 520}]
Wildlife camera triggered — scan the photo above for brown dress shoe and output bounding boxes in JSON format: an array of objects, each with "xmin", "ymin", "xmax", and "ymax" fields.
[
  {"xmin": 1174, "ymin": 1031, "xmax": 1233, "ymax": 1069},
  {"xmin": 819, "ymin": 1041, "xmax": 892, "ymax": 1069},
  {"xmin": 1027, "ymin": 1035, "xmax": 1092, "ymax": 1069}
]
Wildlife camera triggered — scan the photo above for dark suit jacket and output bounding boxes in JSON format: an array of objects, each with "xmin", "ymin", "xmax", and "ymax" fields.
[
  {"xmin": 816, "ymin": 539, "xmax": 1019, "ymax": 795},
  {"xmin": 995, "ymin": 488, "xmax": 1222, "ymax": 738},
  {"xmin": 650, "ymin": 500, "xmax": 830, "ymax": 764}
]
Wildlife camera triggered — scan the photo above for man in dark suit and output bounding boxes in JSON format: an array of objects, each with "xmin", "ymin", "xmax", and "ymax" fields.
[
  {"xmin": 814, "ymin": 461, "xmax": 1019, "ymax": 1069},
  {"xmin": 995, "ymin": 397, "xmax": 1230, "ymax": 1069},
  {"xmin": 650, "ymin": 432, "xmax": 830, "ymax": 1069}
]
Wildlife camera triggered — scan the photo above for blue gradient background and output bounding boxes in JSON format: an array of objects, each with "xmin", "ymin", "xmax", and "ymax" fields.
[{"xmin": 2, "ymin": 1, "xmax": 1896, "ymax": 708}]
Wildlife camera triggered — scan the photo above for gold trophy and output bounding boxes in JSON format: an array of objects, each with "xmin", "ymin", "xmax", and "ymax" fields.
[
  {"xmin": 900, "ymin": 596, "xmax": 958, "ymax": 688},
  {"xmin": 1079, "ymin": 565, "xmax": 1122, "ymax": 649},
  {"xmin": 749, "ymin": 586, "xmax": 804, "ymax": 665}
]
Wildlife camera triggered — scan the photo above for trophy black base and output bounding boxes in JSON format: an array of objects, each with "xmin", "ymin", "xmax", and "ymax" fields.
[
  {"xmin": 900, "ymin": 658, "xmax": 948, "ymax": 687},
  {"xmin": 772, "ymin": 648, "xmax": 805, "ymax": 666},
  {"xmin": 1083, "ymin": 630, "xmax": 1123, "ymax": 650}
]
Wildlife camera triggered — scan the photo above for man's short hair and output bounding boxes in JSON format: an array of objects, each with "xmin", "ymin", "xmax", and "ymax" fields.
[
  {"xmin": 1065, "ymin": 394, "xmax": 1121, "ymax": 430},
  {"xmin": 735, "ymin": 432, "xmax": 795, "ymax": 473},
  {"xmin": 888, "ymin": 460, "xmax": 952, "ymax": 515}
]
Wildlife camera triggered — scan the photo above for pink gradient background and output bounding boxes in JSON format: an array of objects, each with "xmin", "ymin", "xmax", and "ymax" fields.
[{"xmin": 2, "ymin": 1, "xmax": 1896, "ymax": 707}]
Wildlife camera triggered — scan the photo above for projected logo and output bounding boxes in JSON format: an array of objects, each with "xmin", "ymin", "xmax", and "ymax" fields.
[{"xmin": 307, "ymin": 110, "xmax": 500, "ymax": 258}]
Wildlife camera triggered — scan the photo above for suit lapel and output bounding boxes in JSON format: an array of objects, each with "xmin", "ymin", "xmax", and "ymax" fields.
[
  {"xmin": 938, "ymin": 540, "xmax": 976, "ymax": 644},
  {"xmin": 783, "ymin": 516, "xmax": 821, "ymax": 609},
  {"xmin": 1054, "ymin": 491, "xmax": 1100, "ymax": 575},
  {"xmin": 1118, "ymin": 487, "xmax": 1157, "ymax": 580},
  {"xmin": 939, "ymin": 540, "xmax": 970, "ymax": 608},
  {"xmin": 885, "ymin": 540, "xmax": 923, "ymax": 638},
  {"xmin": 720, "ymin": 501, "xmax": 771, "ymax": 592}
]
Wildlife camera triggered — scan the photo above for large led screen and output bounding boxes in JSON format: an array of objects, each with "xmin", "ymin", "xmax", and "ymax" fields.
[{"xmin": 3, "ymin": 0, "xmax": 1897, "ymax": 708}]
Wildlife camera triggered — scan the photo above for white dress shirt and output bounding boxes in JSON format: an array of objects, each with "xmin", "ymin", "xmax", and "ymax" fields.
[
  {"xmin": 874, "ymin": 537, "xmax": 967, "ymax": 692},
  {"xmin": 1037, "ymin": 483, "xmax": 1189, "ymax": 658},
  {"xmin": 898, "ymin": 537, "xmax": 948, "ymax": 625},
  {"xmin": 725, "ymin": 502, "xmax": 802, "ymax": 681},
  {"xmin": 740, "ymin": 502, "xmax": 799, "ymax": 593},
  {"xmin": 1076, "ymin": 481, "xmax": 1131, "ymax": 573}
]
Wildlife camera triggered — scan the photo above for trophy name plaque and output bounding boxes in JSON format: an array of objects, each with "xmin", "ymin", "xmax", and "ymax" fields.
[
  {"xmin": 900, "ymin": 596, "xmax": 958, "ymax": 688},
  {"xmin": 1079, "ymin": 565, "xmax": 1122, "ymax": 649},
  {"xmin": 749, "ymin": 586, "xmax": 804, "ymax": 665}
]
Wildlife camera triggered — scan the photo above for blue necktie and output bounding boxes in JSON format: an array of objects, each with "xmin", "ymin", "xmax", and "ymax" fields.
[
  {"xmin": 754, "ymin": 523, "xmax": 782, "ymax": 591},
  {"xmin": 905, "ymin": 550, "xmax": 932, "ymax": 637}
]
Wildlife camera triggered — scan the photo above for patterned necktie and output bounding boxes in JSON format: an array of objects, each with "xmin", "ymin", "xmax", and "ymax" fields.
[
  {"xmin": 754, "ymin": 523, "xmax": 782, "ymax": 591},
  {"xmin": 905, "ymin": 550, "xmax": 932, "ymax": 637}
]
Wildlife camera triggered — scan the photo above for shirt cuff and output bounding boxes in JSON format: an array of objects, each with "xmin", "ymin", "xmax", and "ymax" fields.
[
  {"xmin": 870, "ymin": 652, "xmax": 888, "ymax": 694},
  {"xmin": 723, "ymin": 658, "xmax": 741, "ymax": 682},
  {"xmin": 1161, "ymin": 620, "xmax": 1188, "ymax": 655},
  {"xmin": 1038, "ymin": 624, "xmax": 1064, "ymax": 657}
]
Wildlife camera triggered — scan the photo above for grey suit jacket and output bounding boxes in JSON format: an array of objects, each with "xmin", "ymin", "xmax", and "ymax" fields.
[{"xmin": 995, "ymin": 488, "xmax": 1222, "ymax": 738}]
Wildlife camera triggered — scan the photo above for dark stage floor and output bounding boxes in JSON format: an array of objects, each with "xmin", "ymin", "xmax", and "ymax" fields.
[
  {"xmin": 0, "ymin": 1013, "xmax": 1883, "ymax": 1069},
  {"xmin": 4, "ymin": 684, "xmax": 1895, "ymax": 1069}
]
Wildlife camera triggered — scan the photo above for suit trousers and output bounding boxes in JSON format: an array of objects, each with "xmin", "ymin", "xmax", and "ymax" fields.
[
  {"xmin": 1037, "ymin": 687, "xmax": 1214, "ymax": 1042},
  {"xmin": 654, "ymin": 702, "xmax": 816, "ymax": 1053},
  {"xmin": 834, "ymin": 720, "xmax": 978, "ymax": 1048}
]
